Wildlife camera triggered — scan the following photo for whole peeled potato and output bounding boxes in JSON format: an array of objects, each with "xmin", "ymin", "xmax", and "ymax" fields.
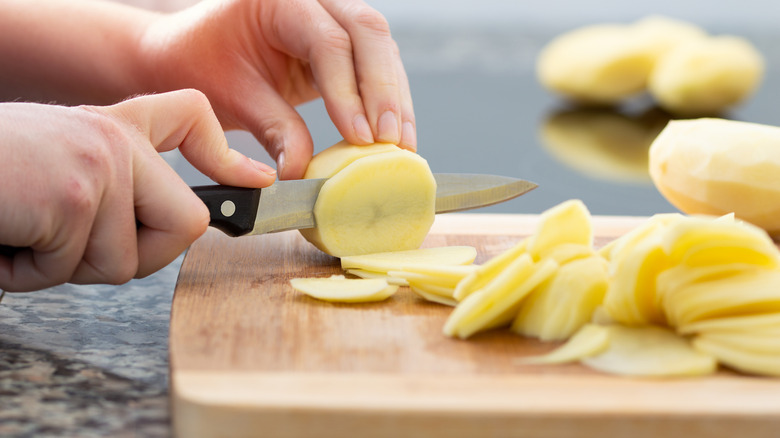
[
  {"xmin": 649, "ymin": 118, "xmax": 780, "ymax": 236},
  {"xmin": 537, "ymin": 16, "xmax": 706, "ymax": 104},
  {"xmin": 648, "ymin": 36, "xmax": 764, "ymax": 115}
]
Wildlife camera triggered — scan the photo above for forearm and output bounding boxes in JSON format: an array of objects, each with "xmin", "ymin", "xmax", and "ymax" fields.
[{"xmin": 0, "ymin": 0, "xmax": 158, "ymax": 105}]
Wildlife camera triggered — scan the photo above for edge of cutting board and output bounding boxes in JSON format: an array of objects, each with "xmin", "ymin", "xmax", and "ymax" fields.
[{"xmin": 170, "ymin": 213, "xmax": 780, "ymax": 438}]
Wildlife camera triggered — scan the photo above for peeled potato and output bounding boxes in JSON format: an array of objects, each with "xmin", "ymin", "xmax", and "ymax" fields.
[
  {"xmin": 290, "ymin": 275, "xmax": 398, "ymax": 303},
  {"xmin": 537, "ymin": 24, "xmax": 654, "ymax": 103},
  {"xmin": 300, "ymin": 141, "xmax": 436, "ymax": 256},
  {"xmin": 649, "ymin": 36, "xmax": 764, "ymax": 115},
  {"xmin": 632, "ymin": 16, "xmax": 708, "ymax": 60},
  {"xmin": 649, "ymin": 118, "xmax": 780, "ymax": 237},
  {"xmin": 537, "ymin": 16, "xmax": 705, "ymax": 104}
]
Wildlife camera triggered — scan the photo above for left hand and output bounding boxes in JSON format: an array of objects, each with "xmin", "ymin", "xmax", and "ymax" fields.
[{"xmin": 139, "ymin": 0, "xmax": 416, "ymax": 180}]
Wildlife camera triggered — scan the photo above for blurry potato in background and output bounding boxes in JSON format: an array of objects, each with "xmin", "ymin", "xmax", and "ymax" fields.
[
  {"xmin": 538, "ymin": 16, "xmax": 764, "ymax": 116},
  {"xmin": 537, "ymin": 16, "xmax": 706, "ymax": 104}
]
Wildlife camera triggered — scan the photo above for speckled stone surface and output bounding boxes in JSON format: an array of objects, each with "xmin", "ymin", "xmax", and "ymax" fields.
[{"xmin": 0, "ymin": 255, "xmax": 183, "ymax": 438}]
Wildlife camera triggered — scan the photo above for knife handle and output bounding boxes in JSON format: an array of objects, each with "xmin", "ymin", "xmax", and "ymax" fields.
[{"xmin": 191, "ymin": 185, "xmax": 262, "ymax": 237}]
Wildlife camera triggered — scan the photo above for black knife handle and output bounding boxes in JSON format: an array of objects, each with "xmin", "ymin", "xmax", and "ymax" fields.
[{"xmin": 191, "ymin": 185, "xmax": 262, "ymax": 237}]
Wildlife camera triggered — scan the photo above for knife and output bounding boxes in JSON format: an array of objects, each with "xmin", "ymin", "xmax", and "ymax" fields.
[{"xmin": 192, "ymin": 174, "xmax": 537, "ymax": 237}]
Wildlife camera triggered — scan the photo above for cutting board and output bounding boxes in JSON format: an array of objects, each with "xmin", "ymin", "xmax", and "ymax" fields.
[{"xmin": 170, "ymin": 213, "xmax": 780, "ymax": 438}]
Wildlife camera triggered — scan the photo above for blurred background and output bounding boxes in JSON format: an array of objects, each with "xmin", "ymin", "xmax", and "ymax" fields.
[{"xmin": 158, "ymin": 0, "xmax": 780, "ymax": 216}]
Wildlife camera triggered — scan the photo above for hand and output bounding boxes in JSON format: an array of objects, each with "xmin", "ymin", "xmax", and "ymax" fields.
[
  {"xmin": 139, "ymin": 0, "xmax": 416, "ymax": 179},
  {"xmin": 0, "ymin": 89, "xmax": 275, "ymax": 292}
]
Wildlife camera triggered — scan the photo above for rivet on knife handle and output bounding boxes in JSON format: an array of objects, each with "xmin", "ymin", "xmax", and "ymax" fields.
[{"xmin": 191, "ymin": 185, "xmax": 262, "ymax": 237}]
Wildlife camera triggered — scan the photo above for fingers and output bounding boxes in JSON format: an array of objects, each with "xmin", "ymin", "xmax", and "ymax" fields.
[
  {"xmin": 318, "ymin": 0, "xmax": 417, "ymax": 150},
  {"xmin": 104, "ymin": 90, "xmax": 235, "ymax": 277},
  {"xmin": 264, "ymin": 0, "xmax": 416, "ymax": 150},
  {"xmin": 115, "ymin": 89, "xmax": 278, "ymax": 187},
  {"xmin": 232, "ymin": 82, "xmax": 315, "ymax": 180}
]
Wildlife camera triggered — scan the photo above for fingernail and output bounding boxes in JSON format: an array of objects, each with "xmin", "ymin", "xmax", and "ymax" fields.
[
  {"xmin": 251, "ymin": 158, "xmax": 277, "ymax": 176},
  {"xmin": 400, "ymin": 121, "xmax": 417, "ymax": 151},
  {"xmin": 353, "ymin": 114, "xmax": 374, "ymax": 144},
  {"xmin": 276, "ymin": 151, "xmax": 286, "ymax": 178},
  {"xmin": 377, "ymin": 110, "xmax": 400, "ymax": 144}
]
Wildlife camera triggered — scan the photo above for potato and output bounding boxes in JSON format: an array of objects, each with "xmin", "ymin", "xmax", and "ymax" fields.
[
  {"xmin": 512, "ymin": 255, "xmax": 609, "ymax": 341},
  {"xmin": 537, "ymin": 16, "xmax": 705, "ymax": 104},
  {"xmin": 648, "ymin": 36, "xmax": 764, "ymax": 115},
  {"xmin": 537, "ymin": 24, "xmax": 654, "ymax": 103},
  {"xmin": 649, "ymin": 118, "xmax": 780, "ymax": 237},
  {"xmin": 582, "ymin": 325, "xmax": 717, "ymax": 377},
  {"xmin": 341, "ymin": 246, "xmax": 477, "ymax": 272},
  {"xmin": 516, "ymin": 324, "xmax": 610, "ymax": 365},
  {"xmin": 443, "ymin": 255, "xmax": 558, "ymax": 339},
  {"xmin": 290, "ymin": 275, "xmax": 398, "ymax": 303},
  {"xmin": 300, "ymin": 141, "xmax": 437, "ymax": 256}
]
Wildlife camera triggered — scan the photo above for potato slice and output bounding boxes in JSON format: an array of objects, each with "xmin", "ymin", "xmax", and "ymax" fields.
[
  {"xmin": 300, "ymin": 143, "xmax": 436, "ymax": 256},
  {"xmin": 345, "ymin": 269, "xmax": 409, "ymax": 286},
  {"xmin": 582, "ymin": 325, "xmax": 717, "ymax": 377},
  {"xmin": 453, "ymin": 239, "xmax": 528, "ymax": 301},
  {"xmin": 527, "ymin": 199, "xmax": 592, "ymax": 259},
  {"xmin": 303, "ymin": 141, "xmax": 399, "ymax": 179},
  {"xmin": 603, "ymin": 220, "xmax": 669, "ymax": 326},
  {"xmin": 661, "ymin": 215, "xmax": 779, "ymax": 269},
  {"xmin": 695, "ymin": 331, "xmax": 780, "ymax": 356},
  {"xmin": 341, "ymin": 246, "xmax": 477, "ymax": 273},
  {"xmin": 290, "ymin": 275, "xmax": 398, "ymax": 303},
  {"xmin": 678, "ymin": 313, "xmax": 780, "ymax": 336},
  {"xmin": 664, "ymin": 269, "xmax": 780, "ymax": 327},
  {"xmin": 516, "ymin": 324, "xmax": 610, "ymax": 365},
  {"xmin": 649, "ymin": 118, "xmax": 780, "ymax": 237},
  {"xmin": 444, "ymin": 255, "xmax": 558, "ymax": 339},
  {"xmin": 410, "ymin": 285, "xmax": 458, "ymax": 307},
  {"xmin": 512, "ymin": 256, "xmax": 609, "ymax": 341},
  {"xmin": 693, "ymin": 336, "xmax": 779, "ymax": 377},
  {"xmin": 387, "ymin": 264, "xmax": 478, "ymax": 288},
  {"xmin": 648, "ymin": 36, "xmax": 764, "ymax": 115}
]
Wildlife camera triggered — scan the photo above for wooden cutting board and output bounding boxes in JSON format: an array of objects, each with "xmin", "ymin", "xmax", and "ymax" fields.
[{"xmin": 170, "ymin": 213, "xmax": 780, "ymax": 438}]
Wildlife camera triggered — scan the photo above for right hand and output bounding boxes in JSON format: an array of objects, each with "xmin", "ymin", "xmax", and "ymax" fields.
[{"xmin": 0, "ymin": 89, "xmax": 275, "ymax": 292}]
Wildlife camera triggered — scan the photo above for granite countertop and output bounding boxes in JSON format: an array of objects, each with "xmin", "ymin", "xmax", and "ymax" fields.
[{"xmin": 0, "ymin": 255, "xmax": 182, "ymax": 438}]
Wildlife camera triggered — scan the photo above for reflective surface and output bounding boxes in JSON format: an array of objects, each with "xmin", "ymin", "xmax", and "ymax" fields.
[{"xmin": 170, "ymin": 9, "xmax": 780, "ymax": 217}]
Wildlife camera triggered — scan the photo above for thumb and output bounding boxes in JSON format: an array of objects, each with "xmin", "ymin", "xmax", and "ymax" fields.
[{"xmin": 113, "ymin": 89, "xmax": 277, "ymax": 187}]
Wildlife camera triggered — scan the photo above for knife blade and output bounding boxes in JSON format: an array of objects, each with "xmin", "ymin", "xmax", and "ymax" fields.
[{"xmin": 192, "ymin": 173, "xmax": 537, "ymax": 237}]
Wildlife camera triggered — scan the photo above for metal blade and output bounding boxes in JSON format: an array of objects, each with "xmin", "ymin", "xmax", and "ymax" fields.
[
  {"xmin": 434, "ymin": 173, "xmax": 537, "ymax": 214},
  {"xmin": 250, "ymin": 178, "xmax": 327, "ymax": 235},
  {"xmin": 249, "ymin": 173, "xmax": 537, "ymax": 235}
]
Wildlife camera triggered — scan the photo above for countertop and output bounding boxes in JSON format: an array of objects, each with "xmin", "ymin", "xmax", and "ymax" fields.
[
  {"xmin": 3, "ymin": 2, "xmax": 780, "ymax": 437},
  {"xmin": 0, "ymin": 258, "xmax": 181, "ymax": 437}
]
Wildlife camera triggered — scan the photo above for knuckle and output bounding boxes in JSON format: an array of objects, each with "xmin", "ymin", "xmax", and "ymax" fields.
[
  {"xmin": 347, "ymin": 5, "xmax": 391, "ymax": 36},
  {"xmin": 104, "ymin": 262, "xmax": 138, "ymax": 285},
  {"xmin": 60, "ymin": 175, "xmax": 98, "ymax": 217},
  {"xmin": 317, "ymin": 24, "xmax": 352, "ymax": 53},
  {"xmin": 172, "ymin": 88, "xmax": 212, "ymax": 110}
]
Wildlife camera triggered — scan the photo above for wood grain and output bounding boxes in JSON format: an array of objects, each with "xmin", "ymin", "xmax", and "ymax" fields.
[{"xmin": 170, "ymin": 213, "xmax": 780, "ymax": 438}]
